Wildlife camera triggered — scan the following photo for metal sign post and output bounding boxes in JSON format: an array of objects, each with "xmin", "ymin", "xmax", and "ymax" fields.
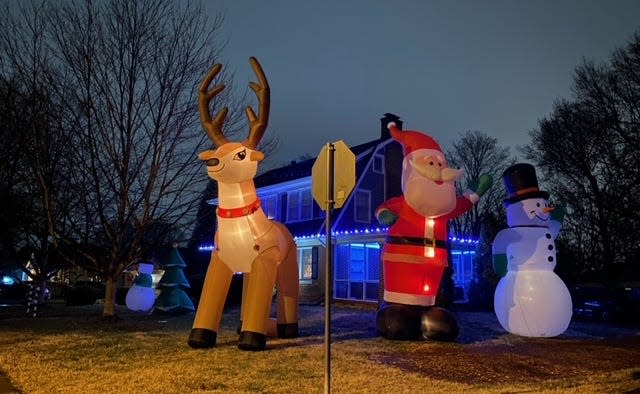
[
  {"xmin": 324, "ymin": 143, "xmax": 334, "ymax": 394},
  {"xmin": 311, "ymin": 140, "xmax": 355, "ymax": 394}
]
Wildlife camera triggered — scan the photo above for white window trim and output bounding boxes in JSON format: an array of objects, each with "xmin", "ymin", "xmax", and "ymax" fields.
[{"xmin": 298, "ymin": 246, "xmax": 314, "ymax": 284}]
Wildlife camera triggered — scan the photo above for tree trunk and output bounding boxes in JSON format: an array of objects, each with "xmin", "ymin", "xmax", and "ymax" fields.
[
  {"xmin": 38, "ymin": 278, "xmax": 48, "ymax": 304},
  {"xmin": 102, "ymin": 277, "xmax": 118, "ymax": 321}
]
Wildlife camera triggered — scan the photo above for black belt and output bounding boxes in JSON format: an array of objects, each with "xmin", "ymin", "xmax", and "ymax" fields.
[{"xmin": 386, "ymin": 236, "xmax": 449, "ymax": 249}]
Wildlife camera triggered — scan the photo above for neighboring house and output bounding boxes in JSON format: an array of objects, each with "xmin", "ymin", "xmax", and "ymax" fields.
[{"xmin": 198, "ymin": 113, "xmax": 478, "ymax": 304}]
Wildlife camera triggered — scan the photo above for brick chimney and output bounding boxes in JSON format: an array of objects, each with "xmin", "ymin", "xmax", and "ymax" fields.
[{"xmin": 380, "ymin": 113, "xmax": 402, "ymax": 139}]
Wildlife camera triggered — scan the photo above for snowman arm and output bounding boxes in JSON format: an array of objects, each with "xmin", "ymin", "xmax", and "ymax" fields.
[
  {"xmin": 548, "ymin": 220, "xmax": 562, "ymax": 239},
  {"xmin": 491, "ymin": 232, "xmax": 508, "ymax": 277},
  {"xmin": 492, "ymin": 254, "xmax": 508, "ymax": 278}
]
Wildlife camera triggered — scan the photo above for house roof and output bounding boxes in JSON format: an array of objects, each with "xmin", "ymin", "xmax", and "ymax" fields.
[{"xmin": 254, "ymin": 137, "xmax": 387, "ymax": 188}]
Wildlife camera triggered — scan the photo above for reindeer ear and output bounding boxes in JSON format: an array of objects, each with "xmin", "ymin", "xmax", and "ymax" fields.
[
  {"xmin": 250, "ymin": 151, "xmax": 265, "ymax": 162},
  {"xmin": 198, "ymin": 150, "xmax": 216, "ymax": 161}
]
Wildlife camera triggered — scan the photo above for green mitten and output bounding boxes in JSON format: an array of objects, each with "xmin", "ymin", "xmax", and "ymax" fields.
[
  {"xmin": 469, "ymin": 173, "xmax": 493, "ymax": 197},
  {"xmin": 550, "ymin": 205, "xmax": 566, "ymax": 222},
  {"xmin": 377, "ymin": 209, "xmax": 398, "ymax": 226},
  {"xmin": 492, "ymin": 254, "xmax": 508, "ymax": 278},
  {"xmin": 133, "ymin": 273, "xmax": 153, "ymax": 288}
]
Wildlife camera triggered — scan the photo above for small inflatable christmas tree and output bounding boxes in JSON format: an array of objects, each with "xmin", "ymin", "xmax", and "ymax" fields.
[{"xmin": 153, "ymin": 244, "xmax": 195, "ymax": 314}]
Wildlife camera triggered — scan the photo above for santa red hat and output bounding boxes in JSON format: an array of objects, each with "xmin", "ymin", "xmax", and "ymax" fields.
[{"xmin": 388, "ymin": 122, "xmax": 443, "ymax": 156}]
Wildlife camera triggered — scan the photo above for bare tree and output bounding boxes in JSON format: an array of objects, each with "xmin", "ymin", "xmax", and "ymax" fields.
[
  {"xmin": 2, "ymin": 0, "xmax": 244, "ymax": 319},
  {"xmin": 446, "ymin": 130, "xmax": 514, "ymax": 238},
  {"xmin": 524, "ymin": 32, "xmax": 640, "ymax": 282},
  {"xmin": 0, "ymin": 77, "xmax": 30, "ymax": 269},
  {"xmin": 0, "ymin": 1, "xmax": 74, "ymax": 300}
]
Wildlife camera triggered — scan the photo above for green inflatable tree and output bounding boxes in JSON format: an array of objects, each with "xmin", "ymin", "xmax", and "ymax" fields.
[{"xmin": 153, "ymin": 245, "xmax": 195, "ymax": 314}]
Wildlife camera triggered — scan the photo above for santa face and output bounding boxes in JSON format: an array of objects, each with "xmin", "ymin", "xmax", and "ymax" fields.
[
  {"xmin": 506, "ymin": 197, "xmax": 553, "ymax": 227},
  {"xmin": 402, "ymin": 149, "xmax": 463, "ymax": 218}
]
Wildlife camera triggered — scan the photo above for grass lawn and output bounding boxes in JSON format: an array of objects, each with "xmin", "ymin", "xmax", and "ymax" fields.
[{"xmin": 0, "ymin": 301, "xmax": 639, "ymax": 393}]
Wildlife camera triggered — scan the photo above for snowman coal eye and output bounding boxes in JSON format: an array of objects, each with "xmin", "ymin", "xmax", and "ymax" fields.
[{"xmin": 536, "ymin": 203, "xmax": 541, "ymax": 207}]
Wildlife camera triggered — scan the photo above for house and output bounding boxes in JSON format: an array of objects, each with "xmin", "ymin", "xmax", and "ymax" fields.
[{"xmin": 198, "ymin": 113, "xmax": 478, "ymax": 304}]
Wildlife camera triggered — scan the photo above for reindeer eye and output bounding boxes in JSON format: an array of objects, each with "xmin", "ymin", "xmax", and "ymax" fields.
[
  {"xmin": 429, "ymin": 161, "xmax": 434, "ymax": 166},
  {"xmin": 234, "ymin": 149, "xmax": 247, "ymax": 161}
]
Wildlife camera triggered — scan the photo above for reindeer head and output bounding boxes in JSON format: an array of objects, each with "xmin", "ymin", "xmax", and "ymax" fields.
[{"xmin": 197, "ymin": 57, "xmax": 270, "ymax": 184}]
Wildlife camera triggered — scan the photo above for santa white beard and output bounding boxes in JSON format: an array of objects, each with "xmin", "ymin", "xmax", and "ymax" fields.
[{"xmin": 403, "ymin": 173, "xmax": 456, "ymax": 217}]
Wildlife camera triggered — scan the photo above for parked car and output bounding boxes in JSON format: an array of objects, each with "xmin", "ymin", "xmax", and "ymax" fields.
[{"xmin": 571, "ymin": 285, "xmax": 622, "ymax": 322}]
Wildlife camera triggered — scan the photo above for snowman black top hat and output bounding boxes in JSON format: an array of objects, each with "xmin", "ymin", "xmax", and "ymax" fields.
[{"xmin": 502, "ymin": 163, "xmax": 549, "ymax": 205}]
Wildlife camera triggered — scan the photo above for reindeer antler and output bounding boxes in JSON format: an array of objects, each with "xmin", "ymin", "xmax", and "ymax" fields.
[
  {"xmin": 243, "ymin": 57, "xmax": 270, "ymax": 149},
  {"xmin": 199, "ymin": 58, "xmax": 270, "ymax": 149},
  {"xmin": 199, "ymin": 63, "xmax": 229, "ymax": 147}
]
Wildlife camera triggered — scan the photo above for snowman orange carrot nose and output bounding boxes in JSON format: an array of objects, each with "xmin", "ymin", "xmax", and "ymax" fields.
[{"xmin": 543, "ymin": 207, "xmax": 555, "ymax": 213}]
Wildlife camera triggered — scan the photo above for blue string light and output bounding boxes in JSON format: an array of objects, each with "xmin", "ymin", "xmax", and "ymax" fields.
[{"xmin": 198, "ymin": 226, "xmax": 479, "ymax": 251}]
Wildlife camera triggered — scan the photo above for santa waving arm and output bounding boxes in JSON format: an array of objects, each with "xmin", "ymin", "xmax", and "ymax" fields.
[
  {"xmin": 449, "ymin": 173, "xmax": 494, "ymax": 218},
  {"xmin": 375, "ymin": 196, "xmax": 404, "ymax": 226}
]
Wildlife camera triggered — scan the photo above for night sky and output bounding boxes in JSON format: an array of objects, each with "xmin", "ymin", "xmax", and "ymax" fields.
[{"xmin": 208, "ymin": 0, "xmax": 640, "ymax": 166}]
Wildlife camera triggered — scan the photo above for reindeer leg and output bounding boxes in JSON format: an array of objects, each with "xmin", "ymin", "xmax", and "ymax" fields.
[
  {"xmin": 237, "ymin": 249, "xmax": 279, "ymax": 351},
  {"xmin": 188, "ymin": 252, "xmax": 233, "ymax": 349},
  {"xmin": 237, "ymin": 272, "xmax": 250, "ymax": 334},
  {"xmin": 275, "ymin": 240, "xmax": 299, "ymax": 338}
]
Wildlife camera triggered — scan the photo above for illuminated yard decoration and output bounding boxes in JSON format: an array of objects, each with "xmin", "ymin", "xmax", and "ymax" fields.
[
  {"xmin": 492, "ymin": 163, "xmax": 572, "ymax": 337},
  {"xmin": 375, "ymin": 122, "xmax": 492, "ymax": 341},
  {"xmin": 188, "ymin": 57, "xmax": 299, "ymax": 351},
  {"xmin": 153, "ymin": 246, "xmax": 195, "ymax": 314},
  {"xmin": 125, "ymin": 262, "xmax": 155, "ymax": 312}
]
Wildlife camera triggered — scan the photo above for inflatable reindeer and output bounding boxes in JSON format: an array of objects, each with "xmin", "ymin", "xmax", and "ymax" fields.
[{"xmin": 188, "ymin": 57, "xmax": 299, "ymax": 351}]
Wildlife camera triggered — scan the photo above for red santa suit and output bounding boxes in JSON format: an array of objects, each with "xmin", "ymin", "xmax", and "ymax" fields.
[
  {"xmin": 376, "ymin": 122, "xmax": 479, "ymax": 307},
  {"xmin": 377, "ymin": 195, "xmax": 473, "ymax": 306}
]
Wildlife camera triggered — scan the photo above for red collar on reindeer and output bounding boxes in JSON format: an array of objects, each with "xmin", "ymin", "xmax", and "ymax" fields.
[{"xmin": 217, "ymin": 199, "xmax": 261, "ymax": 218}]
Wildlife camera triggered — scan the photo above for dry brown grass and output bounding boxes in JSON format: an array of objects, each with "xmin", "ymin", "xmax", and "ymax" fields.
[{"xmin": 0, "ymin": 302, "xmax": 638, "ymax": 393}]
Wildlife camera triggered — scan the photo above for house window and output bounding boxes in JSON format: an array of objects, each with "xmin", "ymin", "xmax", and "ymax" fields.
[
  {"xmin": 334, "ymin": 242, "xmax": 380, "ymax": 302},
  {"xmin": 354, "ymin": 190, "xmax": 371, "ymax": 223},
  {"xmin": 286, "ymin": 189, "xmax": 313, "ymax": 223},
  {"xmin": 301, "ymin": 189, "xmax": 313, "ymax": 220},
  {"xmin": 262, "ymin": 195, "xmax": 278, "ymax": 220},
  {"xmin": 451, "ymin": 249, "xmax": 475, "ymax": 302},
  {"xmin": 373, "ymin": 154, "xmax": 384, "ymax": 174},
  {"xmin": 298, "ymin": 247, "xmax": 317, "ymax": 282}
]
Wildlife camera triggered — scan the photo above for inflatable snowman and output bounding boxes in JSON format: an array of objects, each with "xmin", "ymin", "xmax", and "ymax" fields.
[
  {"xmin": 492, "ymin": 163, "xmax": 572, "ymax": 337},
  {"xmin": 125, "ymin": 262, "xmax": 155, "ymax": 312}
]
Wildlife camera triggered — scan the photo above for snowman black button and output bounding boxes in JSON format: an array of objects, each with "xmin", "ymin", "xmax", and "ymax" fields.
[{"xmin": 545, "ymin": 233, "xmax": 552, "ymax": 239}]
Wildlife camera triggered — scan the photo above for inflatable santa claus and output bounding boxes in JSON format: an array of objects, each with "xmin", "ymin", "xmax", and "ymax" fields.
[{"xmin": 375, "ymin": 122, "xmax": 492, "ymax": 341}]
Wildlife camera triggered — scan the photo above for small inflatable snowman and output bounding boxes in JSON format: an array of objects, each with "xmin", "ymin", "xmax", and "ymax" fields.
[
  {"xmin": 125, "ymin": 262, "xmax": 155, "ymax": 312},
  {"xmin": 492, "ymin": 163, "xmax": 572, "ymax": 337}
]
